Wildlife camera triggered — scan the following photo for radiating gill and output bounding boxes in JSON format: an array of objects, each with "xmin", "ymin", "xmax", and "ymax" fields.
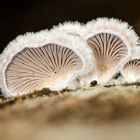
[
  {"xmin": 87, "ymin": 33, "xmax": 128, "ymax": 83},
  {"xmin": 121, "ymin": 59, "xmax": 140, "ymax": 82},
  {"xmin": 5, "ymin": 43, "xmax": 83, "ymax": 95}
]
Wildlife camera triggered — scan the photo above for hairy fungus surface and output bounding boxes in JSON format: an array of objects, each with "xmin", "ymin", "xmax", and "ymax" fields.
[{"xmin": 51, "ymin": 21, "xmax": 83, "ymax": 37}]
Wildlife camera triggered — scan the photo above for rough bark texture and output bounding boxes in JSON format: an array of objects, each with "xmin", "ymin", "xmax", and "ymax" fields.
[{"xmin": 0, "ymin": 84, "xmax": 140, "ymax": 140}]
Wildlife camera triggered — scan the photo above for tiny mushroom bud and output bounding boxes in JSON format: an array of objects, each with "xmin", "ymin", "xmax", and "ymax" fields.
[{"xmin": 121, "ymin": 59, "xmax": 140, "ymax": 83}]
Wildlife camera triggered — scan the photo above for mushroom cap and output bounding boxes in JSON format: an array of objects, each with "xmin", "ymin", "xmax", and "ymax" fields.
[
  {"xmin": 82, "ymin": 17, "xmax": 139, "ymax": 48},
  {"xmin": 121, "ymin": 59, "xmax": 140, "ymax": 82},
  {"xmin": 51, "ymin": 21, "xmax": 84, "ymax": 37},
  {"xmin": 82, "ymin": 17, "xmax": 139, "ymax": 84},
  {"xmin": 0, "ymin": 30, "xmax": 94, "ymax": 97}
]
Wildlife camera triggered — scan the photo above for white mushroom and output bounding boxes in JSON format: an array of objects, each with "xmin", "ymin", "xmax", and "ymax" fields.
[
  {"xmin": 121, "ymin": 59, "xmax": 140, "ymax": 83},
  {"xmin": 121, "ymin": 44, "xmax": 140, "ymax": 83},
  {"xmin": 0, "ymin": 30, "xmax": 94, "ymax": 98},
  {"xmin": 82, "ymin": 17, "xmax": 139, "ymax": 84}
]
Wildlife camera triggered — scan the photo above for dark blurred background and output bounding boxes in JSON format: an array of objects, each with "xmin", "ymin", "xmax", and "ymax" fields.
[{"xmin": 1, "ymin": 0, "xmax": 140, "ymax": 52}]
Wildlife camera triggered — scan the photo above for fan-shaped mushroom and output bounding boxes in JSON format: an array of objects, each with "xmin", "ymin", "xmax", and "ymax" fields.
[
  {"xmin": 82, "ymin": 17, "xmax": 139, "ymax": 84},
  {"xmin": 0, "ymin": 30, "xmax": 94, "ymax": 97}
]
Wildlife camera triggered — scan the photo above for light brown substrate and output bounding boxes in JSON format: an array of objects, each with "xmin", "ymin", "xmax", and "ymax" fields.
[{"xmin": 0, "ymin": 84, "xmax": 140, "ymax": 140}]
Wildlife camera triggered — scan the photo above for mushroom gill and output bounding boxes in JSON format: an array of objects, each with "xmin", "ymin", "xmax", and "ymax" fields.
[
  {"xmin": 5, "ymin": 44, "xmax": 83, "ymax": 96},
  {"xmin": 87, "ymin": 32, "xmax": 128, "ymax": 83}
]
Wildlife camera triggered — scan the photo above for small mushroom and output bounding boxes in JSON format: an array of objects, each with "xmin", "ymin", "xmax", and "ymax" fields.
[
  {"xmin": 82, "ymin": 17, "xmax": 139, "ymax": 84},
  {"xmin": 121, "ymin": 59, "xmax": 140, "ymax": 83},
  {"xmin": 0, "ymin": 30, "xmax": 94, "ymax": 97}
]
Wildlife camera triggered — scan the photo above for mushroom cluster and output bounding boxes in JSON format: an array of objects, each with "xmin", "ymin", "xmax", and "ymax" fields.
[{"xmin": 0, "ymin": 18, "xmax": 139, "ymax": 98}]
